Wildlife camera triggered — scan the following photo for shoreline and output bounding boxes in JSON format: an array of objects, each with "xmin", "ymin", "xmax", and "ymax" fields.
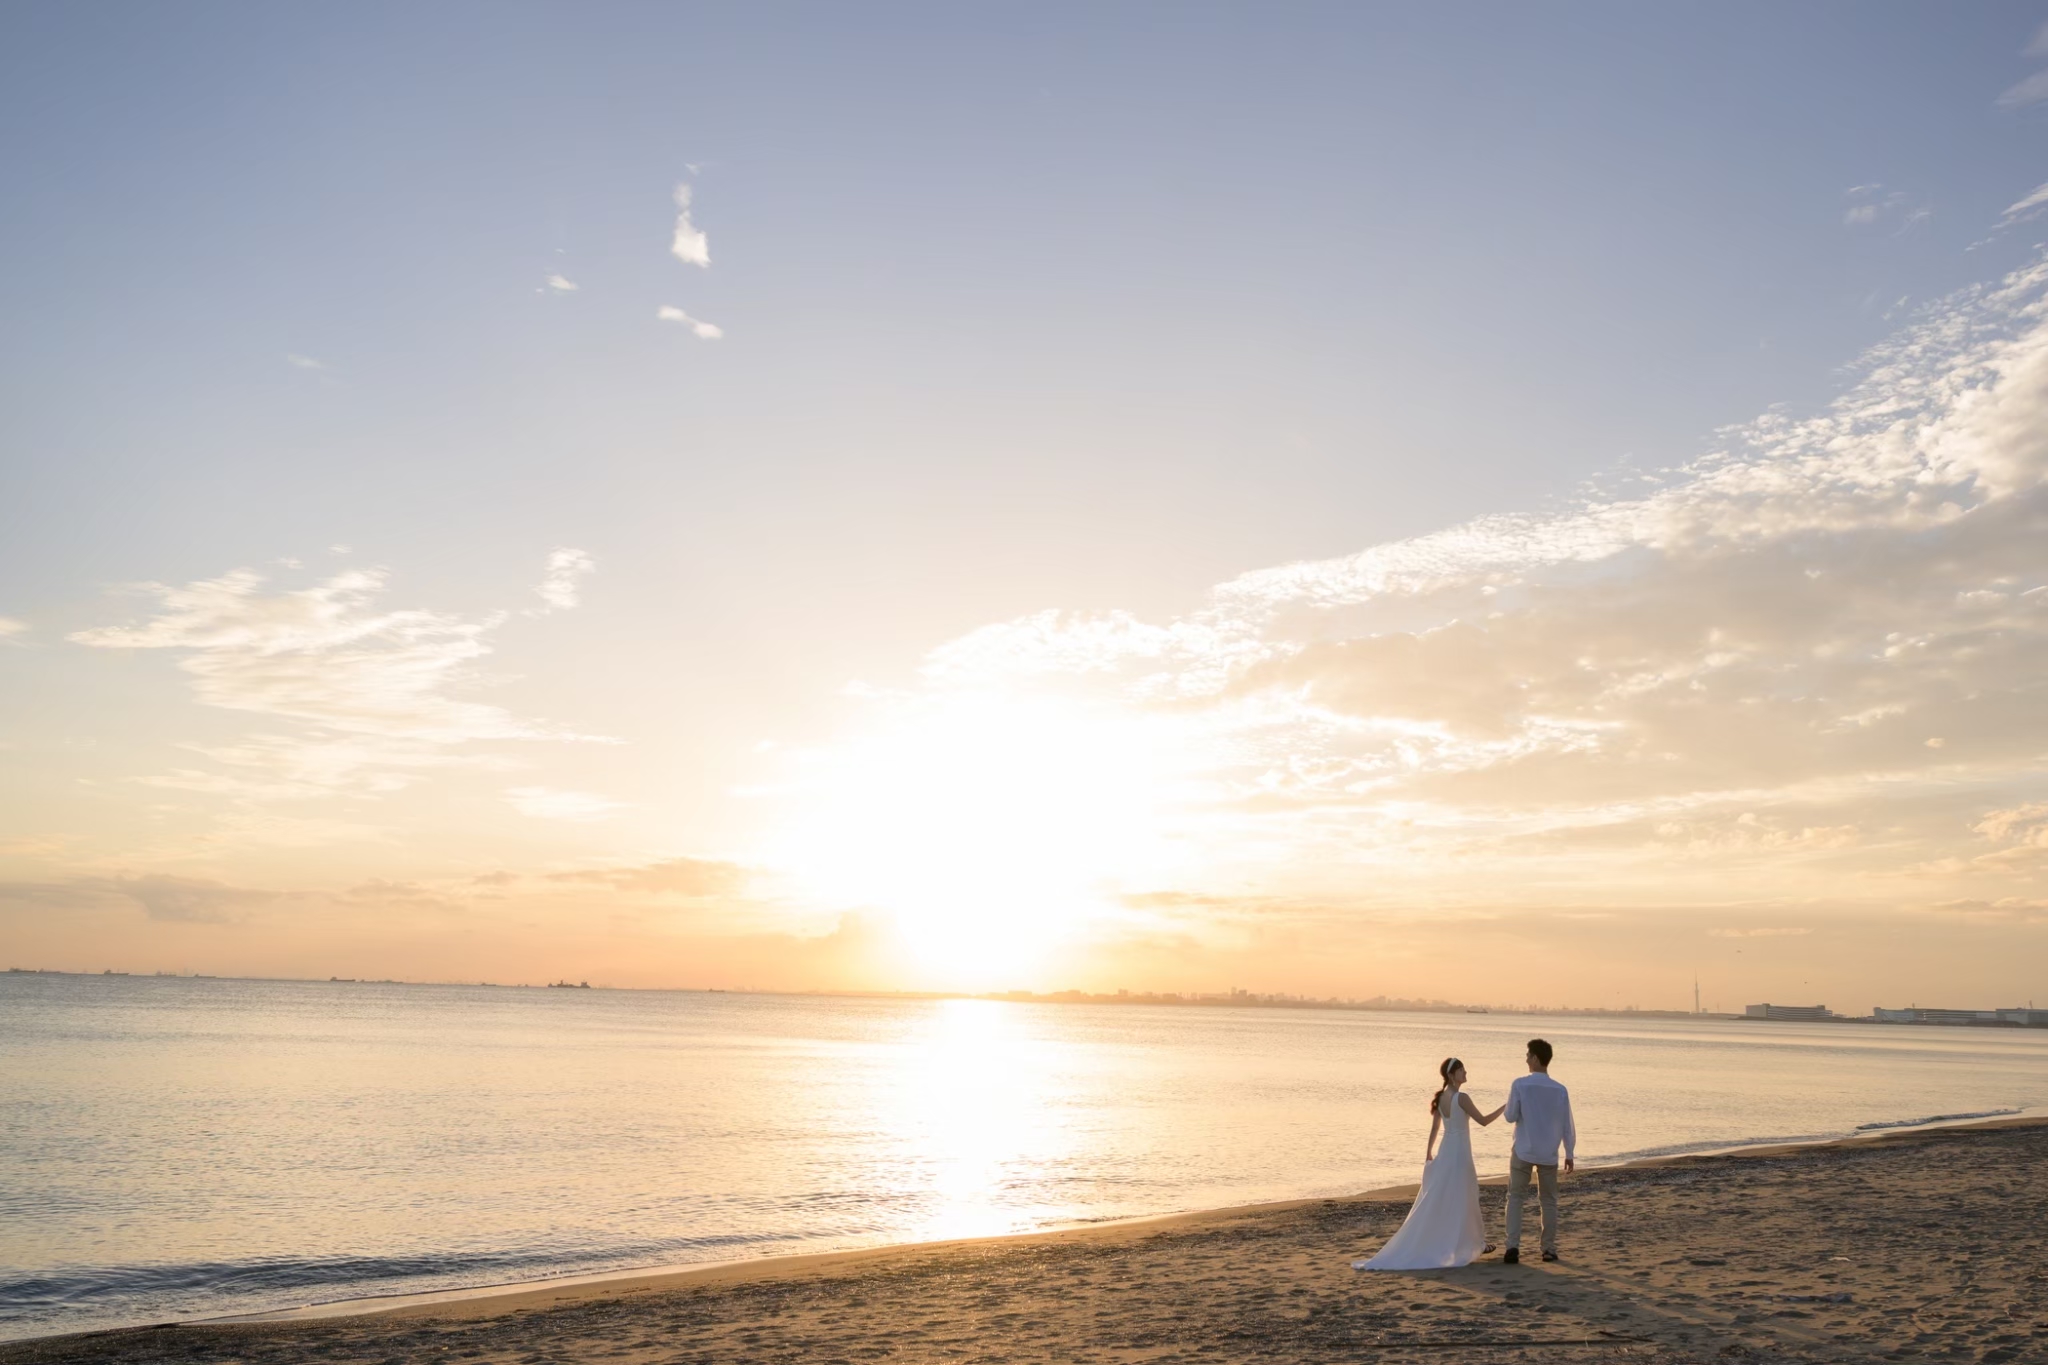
[
  {"xmin": 9, "ymin": 1113, "xmax": 2047, "ymax": 1363},
  {"xmin": 124, "ymin": 1108, "xmax": 2044, "ymax": 1336}
]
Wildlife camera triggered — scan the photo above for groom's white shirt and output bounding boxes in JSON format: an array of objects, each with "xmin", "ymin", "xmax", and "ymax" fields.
[{"xmin": 1504, "ymin": 1072, "xmax": 1576, "ymax": 1166}]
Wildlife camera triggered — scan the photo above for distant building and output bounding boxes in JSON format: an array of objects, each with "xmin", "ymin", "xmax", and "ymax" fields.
[
  {"xmin": 1998, "ymin": 1008, "xmax": 2048, "ymax": 1027},
  {"xmin": 1744, "ymin": 1003, "xmax": 1832, "ymax": 1021},
  {"xmin": 1873, "ymin": 1007, "xmax": 2003, "ymax": 1026}
]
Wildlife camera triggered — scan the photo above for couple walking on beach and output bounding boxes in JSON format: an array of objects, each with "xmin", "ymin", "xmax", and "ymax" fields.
[{"xmin": 1355, "ymin": 1038, "xmax": 1576, "ymax": 1271}]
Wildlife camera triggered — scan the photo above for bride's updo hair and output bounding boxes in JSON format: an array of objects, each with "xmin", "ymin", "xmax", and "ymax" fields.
[{"xmin": 1429, "ymin": 1056, "xmax": 1462, "ymax": 1115}]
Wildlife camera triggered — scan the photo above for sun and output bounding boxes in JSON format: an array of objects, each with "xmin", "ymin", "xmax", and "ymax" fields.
[{"xmin": 763, "ymin": 689, "xmax": 1193, "ymax": 986}]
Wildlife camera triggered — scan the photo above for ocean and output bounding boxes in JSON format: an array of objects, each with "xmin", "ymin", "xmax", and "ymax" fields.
[{"xmin": 4, "ymin": 972, "xmax": 2045, "ymax": 1341}]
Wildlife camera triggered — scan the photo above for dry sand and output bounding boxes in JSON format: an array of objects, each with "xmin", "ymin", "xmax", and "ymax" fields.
[{"xmin": 7, "ymin": 1117, "xmax": 2045, "ymax": 1364}]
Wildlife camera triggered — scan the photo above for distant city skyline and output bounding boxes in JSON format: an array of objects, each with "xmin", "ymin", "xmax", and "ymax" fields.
[{"xmin": 9, "ymin": 5, "xmax": 2048, "ymax": 1008}]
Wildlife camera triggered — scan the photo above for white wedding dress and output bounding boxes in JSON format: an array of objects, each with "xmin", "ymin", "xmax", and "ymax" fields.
[{"xmin": 1354, "ymin": 1085, "xmax": 1486, "ymax": 1270}]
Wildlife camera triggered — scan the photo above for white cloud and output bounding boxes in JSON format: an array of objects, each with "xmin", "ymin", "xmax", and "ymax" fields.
[
  {"xmin": 670, "ymin": 183, "xmax": 710, "ymax": 267},
  {"xmin": 546, "ymin": 274, "xmax": 579, "ymax": 292},
  {"xmin": 506, "ymin": 786, "xmax": 625, "ymax": 821},
  {"xmin": 1998, "ymin": 180, "xmax": 2048, "ymax": 230},
  {"xmin": 657, "ymin": 304, "xmax": 724, "ymax": 339},
  {"xmin": 0, "ymin": 617, "xmax": 26, "ymax": 639},
  {"xmin": 1842, "ymin": 184, "xmax": 1928, "ymax": 232},
  {"xmin": 789, "ymin": 247, "xmax": 2048, "ymax": 913},
  {"xmin": 284, "ymin": 353, "xmax": 327, "ymax": 371},
  {"xmin": 1998, "ymin": 70, "xmax": 2048, "ymax": 110},
  {"xmin": 534, "ymin": 547, "xmax": 595, "ymax": 611},
  {"xmin": 70, "ymin": 564, "xmax": 607, "ymax": 804}
]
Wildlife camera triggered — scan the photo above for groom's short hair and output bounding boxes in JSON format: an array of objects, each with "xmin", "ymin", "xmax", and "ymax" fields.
[{"xmin": 1527, "ymin": 1038, "xmax": 1554, "ymax": 1067}]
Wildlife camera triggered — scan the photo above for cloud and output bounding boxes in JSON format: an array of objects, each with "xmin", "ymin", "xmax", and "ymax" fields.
[
  {"xmin": 1975, "ymin": 801, "xmax": 2048, "ymax": 845},
  {"xmin": 284, "ymin": 354, "xmax": 327, "ymax": 371},
  {"xmin": 1998, "ymin": 70, "xmax": 2048, "ymax": 110},
  {"xmin": 0, "ymin": 617, "xmax": 26, "ymax": 640},
  {"xmin": 69, "ymin": 562, "xmax": 606, "ymax": 804},
  {"xmin": 117, "ymin": 874, "xmax": 278, "ymax": 922},
  {"xmin": 547, "ymin": 857, "xmax": 748, "ymax": 896},
  {"xmin": 1998, "ymin": 181, "xmax": 2048, "ymax": 230},
  {"xmin": 545, "ymin": 274, "xmax": 579, "ymax": 292},
  {"xmin": 781, "ymin": 247, "xmax": 2048, "ymax": 919},
  {"xmin": 670, "ymin": 183, "xmax": 710, "ymax": 267},
  {"xmin": 1842, "ymin": 184, "xmax": 1929, "ymax": 232},
  {"xmin": 1927, "ymin": 897, "xmax": 2048, "ymax": 922},
  {"xmin": 0, "ymin": 875, "xmax": 280, "ymax": 923},
  {"xmin": 657, "ymin": 305, "xmax": 723, "ymax": 339},
  {"xmin": 534, "ymin": 547, "xmax": 594, "ymax": 611},
  {"xmin": 505, "ymin": 787, "xmax": 626, "ymax": 821},
  {"xmin": 1707, "ymin": 927, "xmax": 1813, "ymax": 938}
]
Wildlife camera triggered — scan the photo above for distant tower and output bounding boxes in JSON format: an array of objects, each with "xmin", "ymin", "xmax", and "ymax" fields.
[{"xmin": 1694, "ymin": 974, "xmax": 1701, "ymax": 1016}]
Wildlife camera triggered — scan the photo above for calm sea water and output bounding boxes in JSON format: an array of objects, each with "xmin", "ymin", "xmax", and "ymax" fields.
[{"xmin": 4, "ymin": 973, "xmax": 2047, "ymax": 1340}]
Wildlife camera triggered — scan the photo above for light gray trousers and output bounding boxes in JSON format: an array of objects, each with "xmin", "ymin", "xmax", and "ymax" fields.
[{"xmin": 1506, "ymin": 1156, "xmax": 1559, "ymax": 1252}]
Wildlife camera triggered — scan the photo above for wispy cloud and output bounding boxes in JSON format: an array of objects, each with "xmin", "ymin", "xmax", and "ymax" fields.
[
  {"xmin": 1998, "ymin": 70, "xmax": 2048, "ymax": 109},
  {"xmin": 1842, "ymin": 184, "xmax": 1929, "ymax": 231},
  {"xmin": 546, "ymin": 857, "xmax": 747, "ymax": 895},
  {"xmin": 1998, "ymin": 26, "xmax": 2048, "ymax": 109},
  {"xmin": 69, "ymin": 555, "xmax": 608, "ymax": 807},
  {"xmin": 1998, "ymin": 181, "xmax": 2048, "ymax": 230},
  {"xmin": 670, "ymin": 183, "xmax": 710, "ymax": 267},
  {"xmin": 534, "ymin": 547, "xmax": 594, "ymax": 612},
  {"xmin": 0, "ymin": 875, "xmax": 281, "ymax": 923},
  {"xmin": 1708, "ymin": 927, "xmax": 1813, "ymax": 939},
  {"xmin": 657, "ymin": 304, "xmax": 723, "ymax": 339},
  {"xmin": 0, "ymin": 617, "xmax": 26, "ymax": 640},
  {"xmin": 506, "ymin": 786, "xmax": 625, "ymax": 821},
  {"xmin": 781, "ymin": 247, "xmax": 2048, "ymax": 922},
  {"xmin": 545, "ymin": 273, "xmax": 579, "ymax": 292},
  {"xmin": 284, "ymin": 353, "xmax": 327, "ymax": 371}
]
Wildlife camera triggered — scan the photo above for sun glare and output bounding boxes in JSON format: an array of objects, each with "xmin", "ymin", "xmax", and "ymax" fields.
[{"xmin": 765, "ymin": 691, "xmax": 1194, "ymax": 986}]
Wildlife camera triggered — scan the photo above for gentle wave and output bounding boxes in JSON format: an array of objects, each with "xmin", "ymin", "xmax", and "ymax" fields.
[
  {"xmin": 0, "ymin": 1230, "xmax": 829, "ymax": 1325},
  {"xmin": 1855, "ymin": 1107, "xmax": 2020, "ymax": 1132},
  {"xmin": 1593, "ymin": 1132, "xmax": 1837, "ymax": 1165},
  {"xmin": 1586, "ymin": 1105, "xmax": 2030, "ymax": 1167}
]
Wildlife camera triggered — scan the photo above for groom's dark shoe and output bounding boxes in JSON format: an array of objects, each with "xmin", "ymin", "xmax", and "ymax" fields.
[
  {"xmin": 1540, "ymin": 1250, "xmax": 1558, "ymax": 1262},
  {"xmin": 1502, "ymin": 1247, "xmax": 1519, "ymax": 1264}
]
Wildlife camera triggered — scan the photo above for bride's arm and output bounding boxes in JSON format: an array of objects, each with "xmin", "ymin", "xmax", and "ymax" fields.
[
  {"xmin": 1460, "ymin": 1093, "xmax": 1507, "ymax": 1125},
  {"xmin": 1425, "ymin": 1109, "xmax": 1441, "ymax": 1161}
]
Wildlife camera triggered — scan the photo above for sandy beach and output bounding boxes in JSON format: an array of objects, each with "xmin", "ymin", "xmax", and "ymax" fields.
[{"xmin": 6, "ymin": 1117, "xmax": 2044, "ymax": 1364}]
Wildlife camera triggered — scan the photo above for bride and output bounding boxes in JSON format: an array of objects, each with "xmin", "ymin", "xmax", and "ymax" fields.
[{"xmin": 1354, "ymin": 1057, "xmax": 1504, "ymax": 1270}]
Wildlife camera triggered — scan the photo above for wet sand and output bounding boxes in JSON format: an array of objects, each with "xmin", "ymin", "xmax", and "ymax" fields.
[{"xmin": 7, "ymin": 1117, "xmax": 2045, "ymax": 1364}]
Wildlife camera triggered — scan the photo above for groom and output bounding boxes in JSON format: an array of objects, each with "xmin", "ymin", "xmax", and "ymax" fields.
[{"xmin": 1501, "ymin": 1037, "xmax": 1574, "ymax": 1264}]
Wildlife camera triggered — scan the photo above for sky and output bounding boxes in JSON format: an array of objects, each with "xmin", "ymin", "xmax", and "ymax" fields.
[{"xmin": 8, "ymin": 3, "xmax": 2048, "ymax": 1010}]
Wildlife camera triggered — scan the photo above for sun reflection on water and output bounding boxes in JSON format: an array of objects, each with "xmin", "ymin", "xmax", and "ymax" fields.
[{"xmin": 889, "ymin": 998, "xmax": 1076, "ymax": 1243}]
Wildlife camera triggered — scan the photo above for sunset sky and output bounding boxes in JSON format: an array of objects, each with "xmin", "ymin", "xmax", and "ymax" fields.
[{"xmin": 8, "ymin": 5, "xmax": 2048, "ymax": 1009}]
